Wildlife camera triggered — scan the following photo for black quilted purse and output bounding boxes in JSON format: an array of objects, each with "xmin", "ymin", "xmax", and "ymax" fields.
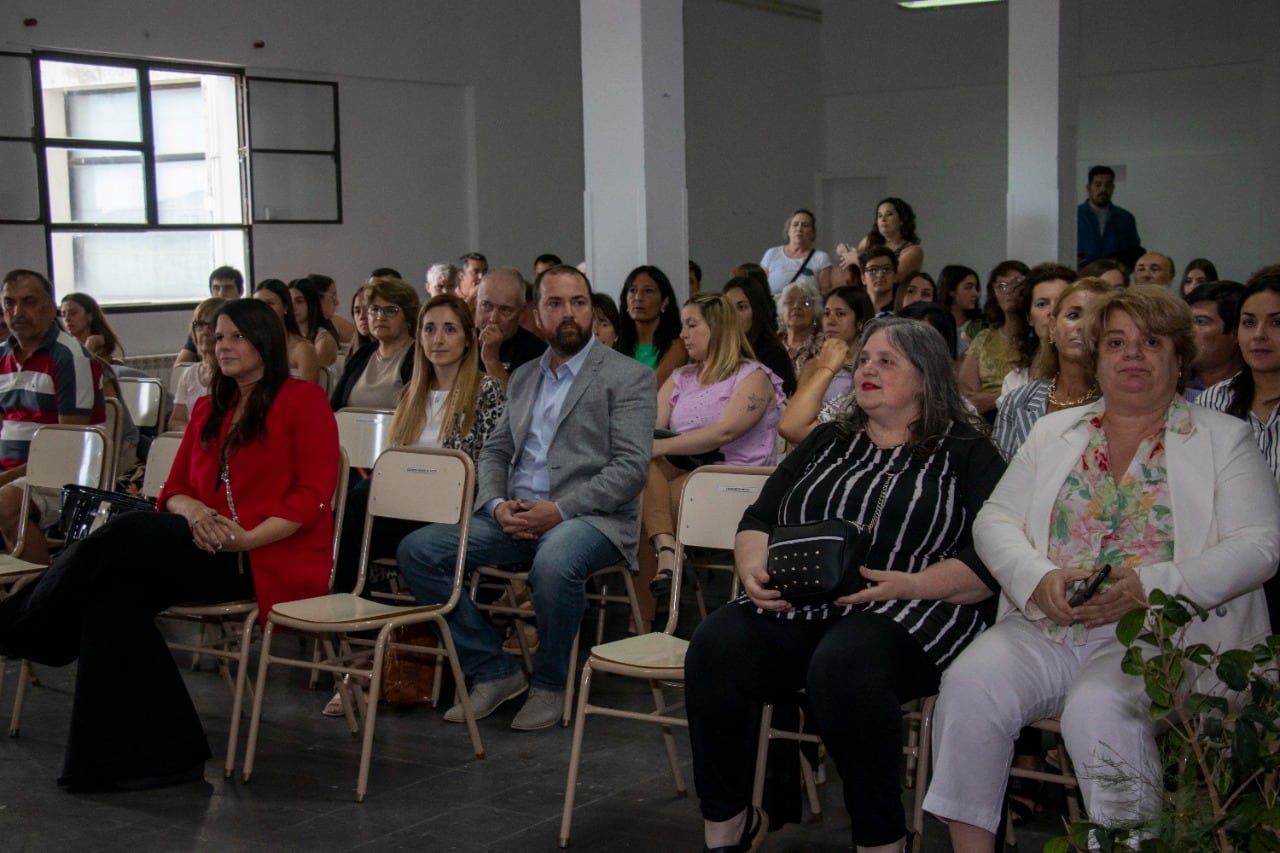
[
  {"xmin": 762, "ymin": 475, "xmax": 895, "ymax": 607},
  {"xmin": 61, "ymin": 485, "xmax": 155, "ymax": 544}
]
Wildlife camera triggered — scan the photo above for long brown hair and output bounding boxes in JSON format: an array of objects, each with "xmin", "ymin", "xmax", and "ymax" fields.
[
  {"xmin": 61, "ymin": 292, "xmax": 123, "ymax": 359},
  {"xmin": 389, "ymin": 295, "xmax": 484, "ymax": 446},
  {"xmin": 200, "ymin": 299, "xmax": 289, "ymax": 456}
]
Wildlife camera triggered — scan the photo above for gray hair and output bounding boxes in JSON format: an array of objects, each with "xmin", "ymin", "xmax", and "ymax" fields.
[
  {"xmin": 426, "ymin": 262, "xmax": 458, "ymax": 287},
  {"xmin": 836, "ymin": 316, "xmax": 987, "ymax": 452},
  {"xmin": 776, "ymin": 277, "xmax": 821, "ymax": 326}
]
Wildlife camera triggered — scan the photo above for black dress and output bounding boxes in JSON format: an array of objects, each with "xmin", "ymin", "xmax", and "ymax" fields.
[{"xmin": 684, "ymin": 420, "xmax": 1005, "ymax": 847}]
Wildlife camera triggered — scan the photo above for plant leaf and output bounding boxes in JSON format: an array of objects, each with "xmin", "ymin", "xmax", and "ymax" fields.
[
  {"xmin": 1116, "ymin": 608, "xmax": 1147, "ymax": 646},
  {"xmin": 1217, "ymin": 656, "xmax": 1250, "ymax": 691}
]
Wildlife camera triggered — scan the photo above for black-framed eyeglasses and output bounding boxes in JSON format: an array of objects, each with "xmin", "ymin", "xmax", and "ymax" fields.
[
  {"xmin": 864, "ymin": 265, "xmax": 895, "ymax": 277},
  {"xmin": 191, "ymin": 320, "xmax": 212, "ymax": 331}
]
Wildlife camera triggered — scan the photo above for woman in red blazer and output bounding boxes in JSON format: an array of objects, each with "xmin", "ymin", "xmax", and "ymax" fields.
[{"xmin": 0, "ymin": 299, "xmax": 339, "ymax": 790}]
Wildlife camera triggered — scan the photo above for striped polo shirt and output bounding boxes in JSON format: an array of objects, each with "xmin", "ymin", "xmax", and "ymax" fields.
[{"xmin": 0, "ymin": 323, "xmax": 105, "ymax": 469}]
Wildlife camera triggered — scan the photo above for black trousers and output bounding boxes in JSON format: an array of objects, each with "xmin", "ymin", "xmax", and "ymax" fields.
[
  {"xmin": 685, "ymin": 604, "xmax": 940, "ymax": 848},
  {"xmin": 332, "ymin": 477, "xmax": 422, "ymax": 595},
  {"xmin": 0, "ymin": 512, "xmax": 253, "ymax": 787}
]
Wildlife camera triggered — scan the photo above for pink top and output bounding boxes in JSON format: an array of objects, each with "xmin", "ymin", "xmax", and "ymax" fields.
[{"xmin": 669, "ymin": 361, "xmax": 785, "ymax": 465}]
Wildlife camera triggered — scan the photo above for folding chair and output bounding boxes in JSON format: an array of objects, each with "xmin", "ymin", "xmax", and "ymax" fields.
[
  {"xmin": 467, "ymin": 557, "xmax": 645, "ymax": 727},
  {"xmin": 558, "ymin": 465, "xmax": 772, "ymax": 848},
  {"xmin": 116, "ymin": 376, "xmax": 166, "ymax": 432},
  {"xmin": 242, "ymin": 447, "xmax": 483, "ymax": 802},
  {"xmin": 167, "ymin": 362, "xmax": 194, "ymax": 398},
  {"xmin": 334, "ymin": 407, "xmax": 395, "ymax": 471},
  {"xmin": 0, "ymin": 425, "xmax": 109, "ymax": 737},
  {"xmin": 157, "ymin": 443, "xmax": 348, "ymax": 777},
  {"xmin": 750, "ymin": 694, "xmax": 935, "ymax": 851},
  {"xmin": 98, "ymin": 396, "xmax": 124, "ymax": 487}
]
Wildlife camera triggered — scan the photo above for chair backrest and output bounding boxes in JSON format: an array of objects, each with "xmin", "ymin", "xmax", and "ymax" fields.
[
  {"xmin": 100, "ymin": 396, "xmax": 125, "ymax": 484},
  {"xmin": 335, "ymin": 407, "xmax": 396, "ymax": 470},
  {"xmin": 25, "ymin": 424, "xmax": 109, "ymax": 492},
  {"xmin": 141, "ymin": 432, "xmax": 184, "ymax": 500},
  {"xmin": 355, "ymin": 447, "xmax": 475, "ymax": 600},
  {"xmin": 329, "ymin": 445, "xmax": 350, "ymax": 574},
  {"xmin": 116, "ymin": 376, "xmax": 165, "ymax": 431},
  {"xmin": 168, "ymin": 362, "xmax": 194, "ymax": 396},
  {"xmin": 667, "ymin": 465, "xmax": 773, "ymax": 632}
]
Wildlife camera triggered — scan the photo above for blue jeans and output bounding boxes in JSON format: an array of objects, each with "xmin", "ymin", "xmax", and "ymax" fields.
[{"xmin": 396, "ymin": 513, "xmax": 621, "ymax": 691}]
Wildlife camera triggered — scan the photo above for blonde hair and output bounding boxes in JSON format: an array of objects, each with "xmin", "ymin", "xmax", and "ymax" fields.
[
  {"xmin": 1031, "ymin": 277, "xmax": 1112, "ymax": 382},
  {"xmin": 1081, "ymin": 284, "xmax": 1196, "ymax": 392},
  {"xmin": 687, "ymin": 292, "xmax": 756, "ymax": 385},
  {"xmin": 389, "ymin": 295, "xmax": 484, "ymax": 446}
]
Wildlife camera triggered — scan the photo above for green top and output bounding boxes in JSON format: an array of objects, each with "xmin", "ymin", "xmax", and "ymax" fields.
[{"xmin": 632, "ymin": 342, "xmax": 660, "ymax": 369}]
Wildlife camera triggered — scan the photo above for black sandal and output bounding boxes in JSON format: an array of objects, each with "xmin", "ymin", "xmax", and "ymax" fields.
[
  {"xmin": 1007, "ymin": 778, "xmax": 1045, "ymax": 826},
  {"xmin": 648, "ymin": 546, "xmax": 678, "ymax": 597},
  {"xmin": 704, "ymin": 806, "xmax": 768, "ymax": 853}
]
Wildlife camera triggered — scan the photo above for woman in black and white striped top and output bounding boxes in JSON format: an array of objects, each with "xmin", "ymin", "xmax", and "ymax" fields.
[{"xmin": 685, "ymin": 318, "xmax": 1005, "ymax": 853}]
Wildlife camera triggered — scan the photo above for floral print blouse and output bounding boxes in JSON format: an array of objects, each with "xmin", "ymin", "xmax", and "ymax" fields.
[{"xmin": 1042, "ymin": 398, "xmax": 1190, "ymax": 641}]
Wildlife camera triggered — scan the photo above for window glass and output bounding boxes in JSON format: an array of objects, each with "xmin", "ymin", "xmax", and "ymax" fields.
[
  {"xmin": 40, "ymin": 60, "xmax": 140, "ymax": 142},
  {"xmin": 250, "ymin": 152, "xmax": 338, "ymax": 221},
  {"xmin": 150, "ymin": 71, "xmax": 243, "ymax": 224},
  {"xmin": 0, "ymin": 54, "xmax": 35, "ymax": 137},
  {"xmin": 51, "ymin": 229, "xmax": 248, "ymax": 304},
  {"xmin": 0, "ymin": 141, "xmax": 40, "ymax": 221},
  {"xmin": 45, "ymin": 147, "xmax": 146, "ymax": 223}
]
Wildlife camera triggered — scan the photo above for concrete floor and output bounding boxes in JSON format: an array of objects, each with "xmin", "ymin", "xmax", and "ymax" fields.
[{"xmin": 0, "ymin": 576, "xmax": 1065, "ymax": 852}]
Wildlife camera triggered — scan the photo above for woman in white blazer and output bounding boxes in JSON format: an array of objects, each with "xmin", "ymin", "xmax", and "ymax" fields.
[{"xmin": 924, "ymin": 285, "xmax": 1280, "ymax": 851}]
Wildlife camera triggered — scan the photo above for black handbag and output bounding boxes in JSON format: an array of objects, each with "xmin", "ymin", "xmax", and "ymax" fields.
[
  {"xmin": 61, "ymin": 485, "xmax": 155, "ymax": 544},
  {"xmin": 654, "ymin": 428, "xmax": 724, "ymax": 471},
  {"xmin": 762, "ymin": 475, "xmax": 894, "ymax": 606}
]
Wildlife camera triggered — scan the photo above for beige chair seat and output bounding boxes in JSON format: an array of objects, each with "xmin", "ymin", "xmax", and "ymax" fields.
[
  {"xmin": 270, "ymin": 592, "xmax": 443, "ymax": 629},
  {"xmin": 588, "ymin": 632, "xmax": 687, "ymax": 671}
]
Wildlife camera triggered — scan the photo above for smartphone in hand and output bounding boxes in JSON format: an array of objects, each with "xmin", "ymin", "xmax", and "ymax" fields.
[{"xmin": 1068, "ymin": 564, "xmax": 1112, "ymax": 607}]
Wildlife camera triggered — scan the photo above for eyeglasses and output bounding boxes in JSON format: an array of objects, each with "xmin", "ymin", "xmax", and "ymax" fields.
[
  {"xmin": 782, "ymin": 299, "xmax": 813, "ymax": 308},
  {"xmin": 864, "ymin": 265, "xmax": 895, "ymax": 277},
  {"xmin": 995, "ymin": 277, "xmax": 1025, "ymax": 293},
  {"xmin": 366, "ymin": 304, "xmax": 402, "ymax": 318},
  {"xmin": 191, "ymin": 320, "xmax": 212, "ymax": 331}
]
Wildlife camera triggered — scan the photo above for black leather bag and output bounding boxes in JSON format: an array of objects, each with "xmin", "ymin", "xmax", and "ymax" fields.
[
  {"xmin": 762, "ymin": 475, "xmax": 894, "ymax": 607},
  {"xmin": 653, "ymin": 428, "xmax": 724, "ymax": 471},
  {"xmin": 61, "ymin": 485, "xmax": 155, "ymax": 544}
]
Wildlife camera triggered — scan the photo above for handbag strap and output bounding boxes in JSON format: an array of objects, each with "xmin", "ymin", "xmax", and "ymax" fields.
[
  {"xmin": 866, "ymin": 469, "xmax": 898, "ymax": 529},
  {"xmin": 788, "ymin": 249, "xmax": 816, "ymax": 284}
]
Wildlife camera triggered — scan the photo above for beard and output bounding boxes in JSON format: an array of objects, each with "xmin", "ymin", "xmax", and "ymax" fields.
[{"xmin": 550, "ymin": 318, "xmax": 591, "ymax": 356}]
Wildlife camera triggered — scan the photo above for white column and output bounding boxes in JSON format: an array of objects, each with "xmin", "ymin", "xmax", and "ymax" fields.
[
  {"xmin": 580, "ymin": 0, "xmax": 689, "ymax": 300},
  {"xmin": 1007, "ymin": 0, "xmax": 1079, "ymax": 265}
]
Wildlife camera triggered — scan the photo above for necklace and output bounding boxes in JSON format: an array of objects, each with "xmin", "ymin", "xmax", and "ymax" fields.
[{"xmin": 1046, "ymin": 376, "xmax": 1098, "ymax": 408}]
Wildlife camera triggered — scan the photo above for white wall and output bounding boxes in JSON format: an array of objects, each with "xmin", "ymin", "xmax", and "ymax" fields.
[
  {"xmin": 818, "ymin": 0, "xmax": 1278, "ymax": 282},
  {"xmin": 684, "ymin": 0, "xmax": 823, "ymax": 292}
]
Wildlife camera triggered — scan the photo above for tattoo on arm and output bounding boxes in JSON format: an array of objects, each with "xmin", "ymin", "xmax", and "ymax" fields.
[{"xmin": 746, "ymin": 392, "xmax": 766, "ymax": 412}]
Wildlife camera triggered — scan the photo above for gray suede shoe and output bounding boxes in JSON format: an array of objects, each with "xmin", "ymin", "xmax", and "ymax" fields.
[
  {"xmin": 509, "ymin": 687, "xmax": 564, "ymax": 731},
  {"xmin": 442, "ymin": 670, "xmax": 527, "ymax": 723}
]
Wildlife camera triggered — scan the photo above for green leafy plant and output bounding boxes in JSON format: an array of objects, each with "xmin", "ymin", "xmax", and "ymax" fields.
[{"xmin": 1047, "ymin": 590, "xmax": 1280, "ymax": 852}]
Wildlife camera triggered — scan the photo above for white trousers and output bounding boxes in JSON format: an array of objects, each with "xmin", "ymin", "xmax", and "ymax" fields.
[{"xmin": 923, "ymin": 616, "xmax": 1161, "ymax": 834}]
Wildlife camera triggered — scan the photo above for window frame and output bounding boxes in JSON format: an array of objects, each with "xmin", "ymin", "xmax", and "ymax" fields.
[
  {"xmin": 0, "ymin": 51, "xmax": 343, "ymax": 310},
  {"xmin": 246, "ymin": 75, "xmax": 343, "ymax": 225}
]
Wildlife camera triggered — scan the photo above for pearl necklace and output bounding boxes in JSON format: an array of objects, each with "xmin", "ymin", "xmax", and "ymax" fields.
[{"xmin": 1046, "ymin": 376, "xmax": 1098, "ymax": 408}]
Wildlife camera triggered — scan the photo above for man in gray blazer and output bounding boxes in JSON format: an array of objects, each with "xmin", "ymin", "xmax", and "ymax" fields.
[{"xmin": 398, "ymin": 265, "xmax": 656, "ymax": 730}]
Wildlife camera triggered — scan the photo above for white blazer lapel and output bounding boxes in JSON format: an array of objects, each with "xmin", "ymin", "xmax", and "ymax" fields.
[{"xmin": 1166, "ymin": 419, "xmax": 1213, "ymax": 561}]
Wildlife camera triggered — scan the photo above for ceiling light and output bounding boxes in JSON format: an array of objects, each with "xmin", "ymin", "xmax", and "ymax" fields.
[{"xmin": 899, "ymin": 0, "xmax": 1004, "ymax": 9}]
